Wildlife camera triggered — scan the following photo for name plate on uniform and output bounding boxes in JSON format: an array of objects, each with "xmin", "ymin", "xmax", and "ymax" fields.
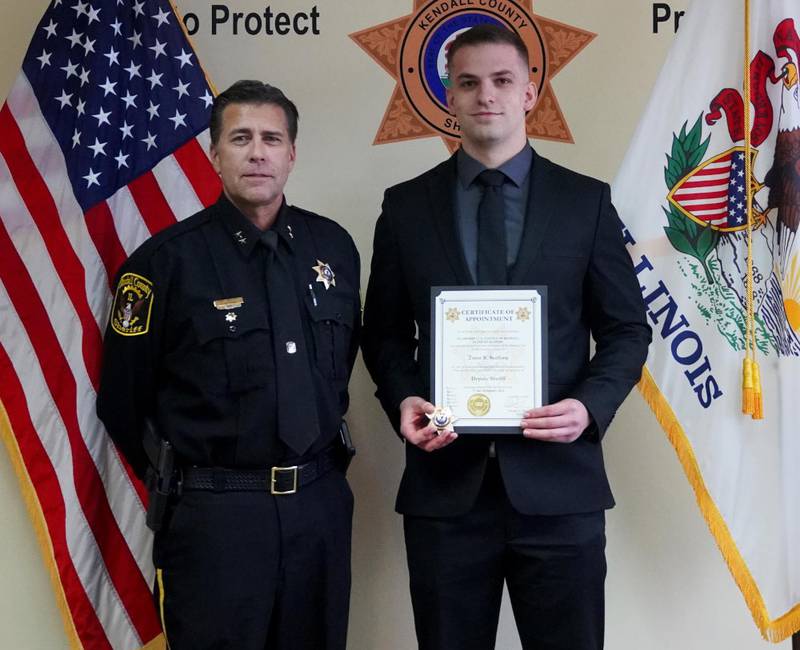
[{"xmin": 431, "ymin": 287, "xmax": 548, "ymax": 434}]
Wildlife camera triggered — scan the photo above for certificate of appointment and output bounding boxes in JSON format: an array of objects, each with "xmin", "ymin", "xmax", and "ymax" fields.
[{"xmin": 431, "ymin": 287, "xmax": 548, "ymax": 434}]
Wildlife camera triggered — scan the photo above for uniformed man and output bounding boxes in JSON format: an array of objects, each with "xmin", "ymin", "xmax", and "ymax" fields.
[{"xmin": 97, "ymin": 80, "xmax": 360, "ymax": 650}]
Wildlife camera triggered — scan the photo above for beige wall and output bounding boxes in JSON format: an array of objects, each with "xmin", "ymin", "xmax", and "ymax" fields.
[{"xmin": 0, "ymin": 0, "xmax": 787, "ymax": 648}]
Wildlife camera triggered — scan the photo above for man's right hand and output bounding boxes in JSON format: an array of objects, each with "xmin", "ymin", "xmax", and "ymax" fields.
[{"xmin": 399, "ymin": 396, "xmax": 458, "ymax": 452}]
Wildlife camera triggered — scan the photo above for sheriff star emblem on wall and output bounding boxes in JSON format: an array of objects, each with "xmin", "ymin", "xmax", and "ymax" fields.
[{"xmin": 350, "ymin": 0, "xmax": 595, "ymax": 152}]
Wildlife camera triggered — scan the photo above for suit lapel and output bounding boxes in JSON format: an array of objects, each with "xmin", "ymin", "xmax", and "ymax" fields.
[
  {"xmin": 510, "ymin": 151, "xmax": 557, "ymax": 284},
  {"xmin": 427, "ymin": 156, "xmax": 473, "ymax": 285}
]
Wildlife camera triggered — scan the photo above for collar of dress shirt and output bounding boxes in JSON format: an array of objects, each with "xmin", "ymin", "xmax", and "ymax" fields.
[{"xmin": 456, "ymin": 144, "xmax": 533, "ymax": 189}]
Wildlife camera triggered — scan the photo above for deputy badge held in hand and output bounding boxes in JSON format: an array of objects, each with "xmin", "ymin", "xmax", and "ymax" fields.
[{"xmin": 427, "ymin": 406, "xmax": 457, "ymax": 435}]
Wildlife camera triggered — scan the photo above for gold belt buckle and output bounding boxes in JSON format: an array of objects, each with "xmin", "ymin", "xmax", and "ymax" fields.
[{"xmin": 270, "ymin": 465, "xmax": 298, "ymax": 495}]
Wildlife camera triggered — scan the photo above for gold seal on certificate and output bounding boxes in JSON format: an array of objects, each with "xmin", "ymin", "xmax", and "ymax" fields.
[
  {"xmin": 467, "ymin": 393, "xmax": 490, "ymax": 417},
  {"xmin": 431, "ymin": 287, "xmax": 548, "ymax": 435}
]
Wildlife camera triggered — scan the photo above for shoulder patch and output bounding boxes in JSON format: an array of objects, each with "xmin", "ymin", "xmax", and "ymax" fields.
[{"xmin": 111, "ymin": 273, "xmax": 154, "ymax": 336}]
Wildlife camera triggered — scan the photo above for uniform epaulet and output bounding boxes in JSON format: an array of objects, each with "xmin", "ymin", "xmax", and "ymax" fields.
[
  {"xmin": 127, "ymin": 205, "xmax": 217, "ymax": 263},
  {"xmin": 289, "ymin": 204, "xmax": 327, "ymax": 221},
  {"xmin": 289, "ymin": 204, "xmax": 347, "ymax": 232},
  {"xmin": 288, "ymin": 205, "xmax": 356, "ymax": 256}
]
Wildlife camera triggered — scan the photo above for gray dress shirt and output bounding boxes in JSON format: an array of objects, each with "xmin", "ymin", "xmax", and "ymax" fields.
[{"xmin": 454, "ymin": 145, "xmax": 533, "ymax": 283}]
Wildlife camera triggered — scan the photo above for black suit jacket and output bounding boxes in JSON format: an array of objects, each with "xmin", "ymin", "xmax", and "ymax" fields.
[{"xmin": 361, "ymin": 151, "xmax": 651, "ymax": 517}]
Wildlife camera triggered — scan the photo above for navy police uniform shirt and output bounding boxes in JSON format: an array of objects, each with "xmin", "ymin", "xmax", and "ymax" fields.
[{"xmin": 96, "ymin": 194, "xmax": 361, "ymax": 478}]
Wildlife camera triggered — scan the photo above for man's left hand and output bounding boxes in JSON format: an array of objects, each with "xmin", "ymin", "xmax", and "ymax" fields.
[{"xmin": 520, "ymin": 398, "xmax": 590, "ymax": 443}]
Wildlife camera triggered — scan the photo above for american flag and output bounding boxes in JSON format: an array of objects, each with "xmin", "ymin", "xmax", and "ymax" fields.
[
  {"xmin": 0, "ymin": 0, "xmax": 220, "ymax": 647},
  {"xmin": 668, "ymin": 149, "xmax": 750, "ymax": 230}
]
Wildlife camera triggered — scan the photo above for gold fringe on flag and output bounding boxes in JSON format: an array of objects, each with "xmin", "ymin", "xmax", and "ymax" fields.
[
  {"xmin": 0, "ymin": 400, "xmax": 82, "ymax": 650},
  {"xmin": 638, "ymin": 368, "xmax": 797, "ymax": 641}
]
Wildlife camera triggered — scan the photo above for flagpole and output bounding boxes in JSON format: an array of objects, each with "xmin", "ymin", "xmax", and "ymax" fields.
[{"xmin": 741, "ymin": 0, "xmax": 763, "ymax": 420}]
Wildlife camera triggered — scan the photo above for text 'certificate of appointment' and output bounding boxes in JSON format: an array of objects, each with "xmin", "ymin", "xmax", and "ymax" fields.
[{"xmin": 432, "ymin": 287, "xmax": 547, "ymax": 434}]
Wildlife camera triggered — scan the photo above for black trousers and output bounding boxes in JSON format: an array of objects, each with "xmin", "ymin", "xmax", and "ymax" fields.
[
  {"xmin": 404, "ymin": 460, "xmax": 606, "ymax": 650},
  {"xmin": 152, "ymin": 469, "xmax": 353, "ymax": 650}
]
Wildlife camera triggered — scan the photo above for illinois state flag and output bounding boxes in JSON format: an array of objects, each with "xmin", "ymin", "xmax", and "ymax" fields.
[
  {"xmin": 613, "ymin": 0, "xmax": 800, "ymax": 641},
  {"xmin": 0, "ymin": 0, "xmax": 220, "ymax": 647}
]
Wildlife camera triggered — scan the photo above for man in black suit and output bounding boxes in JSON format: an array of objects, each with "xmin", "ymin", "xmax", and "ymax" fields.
[{"xmin": 361, "ymin": 25, "xmax": 651, "ymax": 650}]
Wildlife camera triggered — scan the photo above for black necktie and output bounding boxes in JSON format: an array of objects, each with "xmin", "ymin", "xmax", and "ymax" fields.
[
  {"xmin": 476, "ymin": 169, "xmax": 508, "ymax": 285},
  {"xmin": 261, "ymin": 230, "xmax": 320, "ymax": 456}
]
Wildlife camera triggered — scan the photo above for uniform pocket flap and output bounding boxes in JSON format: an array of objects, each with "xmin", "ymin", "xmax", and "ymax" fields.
[
  {"xmin": 193, "ymin": 307, "xmax": 270, "ymax": 345},
  {"xmin": 304, "ymin": 293, "xmax": 355, "ymax": 328}
]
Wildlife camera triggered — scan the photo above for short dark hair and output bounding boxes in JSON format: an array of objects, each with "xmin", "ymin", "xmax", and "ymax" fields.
[
  {"xmin": 210, "ymin": 80, "xmax": 299, "ymax": 144},
  {"xmin": 446, "ymin": 23, "xmax": 529, "ymax": 73}
]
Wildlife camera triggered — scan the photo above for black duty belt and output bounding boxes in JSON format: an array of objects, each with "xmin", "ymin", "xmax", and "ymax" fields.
[{"xmin": 182, "ymin": 446, "xmax": 340, "ymax": 496}]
